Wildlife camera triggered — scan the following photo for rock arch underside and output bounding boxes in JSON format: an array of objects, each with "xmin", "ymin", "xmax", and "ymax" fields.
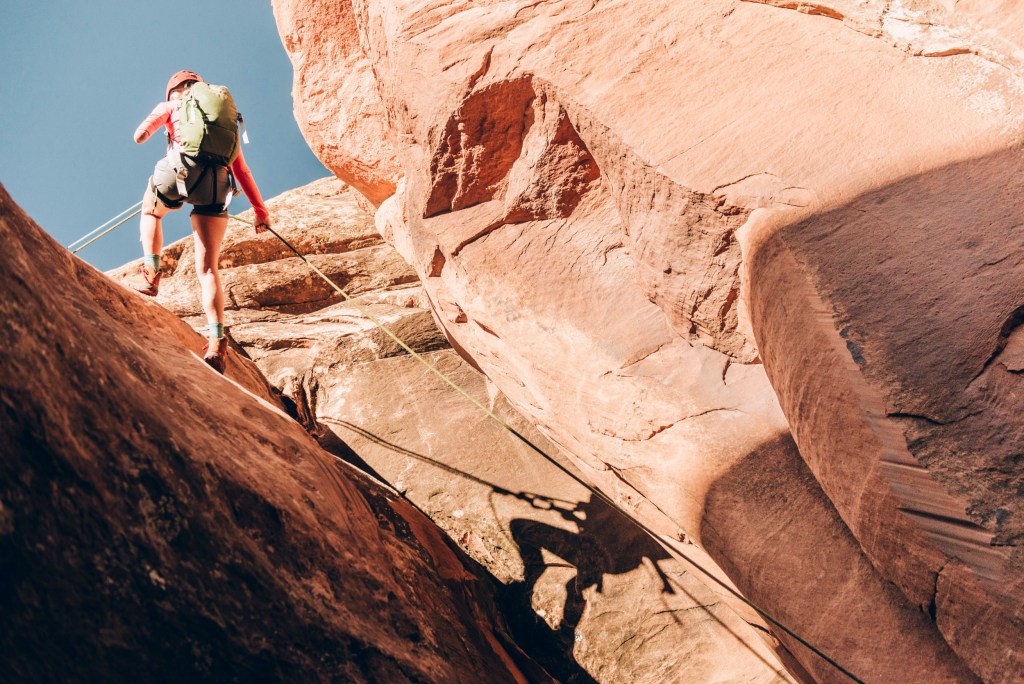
[{"xmin": 3, "ymin": 1, "xmax": 1024, "ymax": 682}]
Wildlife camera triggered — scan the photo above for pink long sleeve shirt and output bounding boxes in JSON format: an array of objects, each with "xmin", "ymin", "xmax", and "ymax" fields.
[{"xmin": 134, "ymin": 101, "xmax": 269, "ymax": 223}]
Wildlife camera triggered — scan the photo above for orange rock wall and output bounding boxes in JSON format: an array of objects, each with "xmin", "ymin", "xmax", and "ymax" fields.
[{"xmin": 273, "ymin": 1, "xmax": 1024, "ymax": 680}]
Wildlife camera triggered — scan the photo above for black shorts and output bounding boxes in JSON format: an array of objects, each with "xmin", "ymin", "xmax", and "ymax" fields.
[{"xmin": 151, "ymin": 154, "xmax": 235, "ymax": 217}]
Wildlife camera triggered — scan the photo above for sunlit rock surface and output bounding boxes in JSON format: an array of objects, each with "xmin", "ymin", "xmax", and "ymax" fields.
[{"xmin": 271, "ymin": 1, "xmax": 1024, "ymax": 680}]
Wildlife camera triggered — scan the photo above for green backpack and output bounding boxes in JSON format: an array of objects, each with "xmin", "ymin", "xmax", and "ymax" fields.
[{"xmin": 176, "ymin": 82, "xmax": 242, "ymax": 165}]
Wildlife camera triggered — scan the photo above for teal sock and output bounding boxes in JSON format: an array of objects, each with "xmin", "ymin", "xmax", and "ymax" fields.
[
  {"xmin": 209, "ymin": 322, "xmax": 225, "ymax": 339},
  {"xmin": 144, "ymin": 254, "xmax": 160, "ymax": 271}
]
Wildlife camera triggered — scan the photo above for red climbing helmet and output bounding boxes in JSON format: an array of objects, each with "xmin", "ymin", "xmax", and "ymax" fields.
[{"xmin": 165, "ymin": 70, "xmax": 204, "ymax": 100}]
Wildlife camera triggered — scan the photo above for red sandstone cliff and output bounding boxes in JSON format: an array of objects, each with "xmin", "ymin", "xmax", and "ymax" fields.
[
  {"xmin": 0, "ymin": 182, "xmax": 543, "ymax": 682},
  {"xmin": 272, "ymin": 1, "xmax": 1024, "ymax": 681}
]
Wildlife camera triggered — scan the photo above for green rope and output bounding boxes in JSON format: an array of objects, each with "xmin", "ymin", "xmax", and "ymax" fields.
[{"xmin": 228, "ymin": 213, "xmax": 865, "ymax": 684}]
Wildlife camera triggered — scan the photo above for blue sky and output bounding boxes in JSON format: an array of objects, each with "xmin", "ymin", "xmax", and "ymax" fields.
[{"xmin": 0, "ymin": 0, "xmax": 330, "ymax": 271}]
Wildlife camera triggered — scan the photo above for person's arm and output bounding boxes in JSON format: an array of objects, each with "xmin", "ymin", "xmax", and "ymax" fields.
[
  {"xmin": 230, "ymin": 148, "xmax": 270, "ymax": 233},
  {"xmin": 133, "ymin": 102, "xmax": 172, "ymax": 144}
]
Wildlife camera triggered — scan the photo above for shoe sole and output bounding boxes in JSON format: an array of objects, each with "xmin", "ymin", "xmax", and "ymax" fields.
[{"xmin": 204, "ymin": 354, "xmax": 226, "ymax": 374}]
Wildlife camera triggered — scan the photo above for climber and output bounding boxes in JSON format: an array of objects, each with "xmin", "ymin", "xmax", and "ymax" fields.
[{"xmin": 127, "ymin": 70, "xmax": 271, "ymax": 374}]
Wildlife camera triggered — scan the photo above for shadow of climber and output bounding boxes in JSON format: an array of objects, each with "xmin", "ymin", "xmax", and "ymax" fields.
[{"xmin": 504, "ymin": 493, "xmax": 673, "ymax": 680}]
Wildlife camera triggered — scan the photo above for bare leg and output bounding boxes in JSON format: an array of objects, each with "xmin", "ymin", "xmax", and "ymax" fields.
[
  {"xmin": 192, "ymin": 213, "xmax": 229, "ymax": 341},
  {"xmin": 140, "ymin": 184, "xmax": 173, "ymax": 255},
  {"xmin": 128, "ymin": 185, "xmax": 177, "ymax": 296}
]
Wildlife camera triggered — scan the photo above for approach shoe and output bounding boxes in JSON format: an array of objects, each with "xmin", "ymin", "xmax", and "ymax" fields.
[
  {"xmin": 129, "ymin": 263, "xmax": 161, "ymax": 297},
  {"xmin": 203, "ymin": 337, "xmax": 228, "ymax": 374}
]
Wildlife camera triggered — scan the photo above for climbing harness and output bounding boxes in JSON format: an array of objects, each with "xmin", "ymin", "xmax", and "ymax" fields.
[{"xmin": 68, "ymin": 202, "xmax": 865, "ymax": 683}]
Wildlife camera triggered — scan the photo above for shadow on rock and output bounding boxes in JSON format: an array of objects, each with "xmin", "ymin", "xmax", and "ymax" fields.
[
  {"xmin": 504, "ymin": 494, "xmax": 673, "ymax": 684},
  {"xmin": 319, "ymin": 419, "xmax": 678, "ymax": 683}
]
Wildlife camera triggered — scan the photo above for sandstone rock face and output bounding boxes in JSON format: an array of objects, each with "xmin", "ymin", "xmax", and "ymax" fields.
[
  {"xmin": 745, "ymin": 152, "xmax": 1024, "ymax": 682},
  {"xmin": 133, "ymin": 177, "xmax": 799, "ymax": 682},
  {"xmin": 0, "ymin": 183, "xmax": 542, "ymax": 682},
  {"xmin": 273, "ymin": 1, "xmax": 401, "ymax": 205},
  {"xmin": 273, "ymin": 1, "xmax": 1024, "ymax": 681}
]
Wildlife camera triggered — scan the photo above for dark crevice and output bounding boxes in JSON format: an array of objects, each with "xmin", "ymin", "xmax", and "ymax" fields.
[
  {"xmin": 428, "ymin": 248, "xmax": 446, "ymax": 277},
  {"xmin": 888, "ymin": 411, "xmax": 952, "ymax": 427},
  {"xmin": 896, "ymin": 507, "xmax": 992, "ymax": 533},
  {"xmin": 465, "ymin": 46, "xmax": 494, "ymax": 94},
  {"xmin": 927, "ymin": 560, "xmax": 950, "ymax": 622},
  {"xmin": 969, "ymin": 304, "xmax": 1024, "ymax": 385},
  {"xmin": 474, "ymin": 320, "xmax": 500, "ymax": 338},
  {"xmin": 451, "ymin": 218, "xmax": 508, "ymax": 257},
  {"xmin": 888, "ymin": 408, "xmax": 985, "ymax": 428}
]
